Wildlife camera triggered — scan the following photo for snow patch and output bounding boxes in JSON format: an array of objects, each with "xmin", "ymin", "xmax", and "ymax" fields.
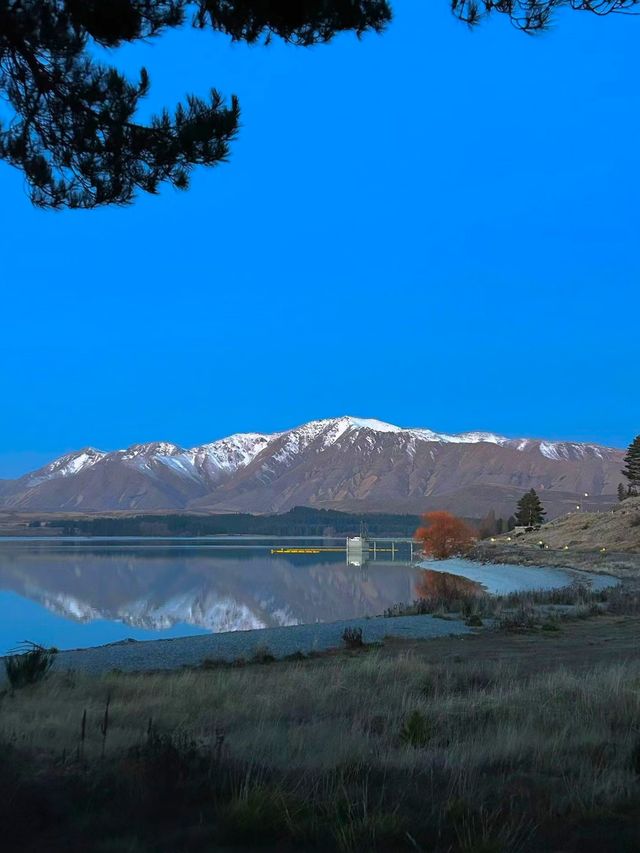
[{"xmin": 539, "ymin": 441, "xmax": 562, "ymax": 461}]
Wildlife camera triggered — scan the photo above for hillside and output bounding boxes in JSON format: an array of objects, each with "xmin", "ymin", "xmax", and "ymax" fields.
[{"xmin": 508, "ymin": 497, "xmax": 640, "ymax": 553}]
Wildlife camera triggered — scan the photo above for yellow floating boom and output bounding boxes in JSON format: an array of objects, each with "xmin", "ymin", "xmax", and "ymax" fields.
[
  {"xmin": 270, "ymin": 546, "xmax": 397, "ymax": 555},
  {"xmin": 270, "ymin": 547, "xmax": 345, "ymax": 554}
]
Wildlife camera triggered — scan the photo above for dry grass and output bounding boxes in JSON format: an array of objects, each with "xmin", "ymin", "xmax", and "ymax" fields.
[
  {"xmin": 518, "ymin": 496, "xmax": 640, "ymax": 552},
  {"xmin": 2, "ymin": 639, "xmax": 640, "ymax": 850}
]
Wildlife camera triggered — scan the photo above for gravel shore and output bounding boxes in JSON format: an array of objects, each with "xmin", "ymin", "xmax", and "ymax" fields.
[{"xmin": 22, "ymin": 613, "xmax": 472, "ymax": 679}]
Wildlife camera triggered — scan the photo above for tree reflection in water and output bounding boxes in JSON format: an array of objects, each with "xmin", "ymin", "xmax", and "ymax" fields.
[{"xmin": 415, "ymin": 569, "xmax": 484, "ymax": 606}]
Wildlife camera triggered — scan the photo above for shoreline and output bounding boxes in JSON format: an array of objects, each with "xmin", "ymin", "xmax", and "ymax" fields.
[
  {"xmin": 2, "ymin": 550, "xmax": 630, "ymax": 678},
  {"xmin": 0, "ymin": 612, "xmax": 472, "ymax": 681}
]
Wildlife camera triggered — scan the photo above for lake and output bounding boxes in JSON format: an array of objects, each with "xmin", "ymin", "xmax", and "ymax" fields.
[{"xmin": 0, "ymin": 537, "xmax": 616, "ymax": 653}]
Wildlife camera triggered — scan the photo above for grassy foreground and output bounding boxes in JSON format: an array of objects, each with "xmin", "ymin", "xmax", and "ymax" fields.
[{"xmin": 2, "ymin": 607, "xmax": 640, "ymax": 851}]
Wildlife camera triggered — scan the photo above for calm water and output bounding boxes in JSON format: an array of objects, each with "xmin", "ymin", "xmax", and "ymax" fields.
[
  {"xmin": 0, "ymin": 537, "xmax": 422, "ymax": 652},
  {"xmin": 0, "ymin": 538, "xmax": 615, "ymax": 653}
]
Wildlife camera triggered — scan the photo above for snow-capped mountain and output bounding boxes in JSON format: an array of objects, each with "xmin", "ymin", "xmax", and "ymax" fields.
[{"xmin": 0, "ymin": 417, "xmax": 624, "ymax": 518}]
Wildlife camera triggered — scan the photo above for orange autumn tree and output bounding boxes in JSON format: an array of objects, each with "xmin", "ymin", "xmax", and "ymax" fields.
[{"xmin": 415, "ymin": 511, "xmax": 476, "ymax": 560}]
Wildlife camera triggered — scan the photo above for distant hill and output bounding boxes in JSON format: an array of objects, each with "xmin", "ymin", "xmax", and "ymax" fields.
[{"xmin": 0, "ymin": 416, "xmax": 624, "ymax": 519}]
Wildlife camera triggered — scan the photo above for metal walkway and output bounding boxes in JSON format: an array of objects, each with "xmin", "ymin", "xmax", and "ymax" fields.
[{"xmin": 346, "ymin": 536, "xmax": 416, "ymax": 565}]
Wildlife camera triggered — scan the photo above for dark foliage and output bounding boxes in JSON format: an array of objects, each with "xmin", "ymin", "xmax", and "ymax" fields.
[
  {"xmin": 2, "ymin": 1, "xmax": 634, "ymax": 209},
  {"xmin": 41, "ymin": 506, "xmax": 424, "ymax": 537},
  {"xmin": 630, "ymin": 738, "xmax": 640, "ymax": 776},
  {"xmin": 250, "ymin": 644, "xmax": 276, "ymax": 664},
  {"xmin": 451, "ymin": 0, "xmax": 639, "ymax": 31},
  {"xmin": 399, "ymin": 709, "xmax": 432, "ymax": 747},
  {"xmin": 622, "ymin": 435, "xmax": 640, "ymax": 495},
  {"xmin": 4, "ymin": 641, "xmax": 57, "ymax": 689},
  {"xmin": 195, "ymin": 0, "xmax": 392, "ymax": 44},
  {"xmin": 341, "ymin": 626, "xmax": 364, "ymax": 649},
  {"xmin": 515, "ymin": 488, "xmax": 546, "ymax": 527},
  {"xmin": 0, "ymin": 1, "xmax": 390, "ymax": 208}
]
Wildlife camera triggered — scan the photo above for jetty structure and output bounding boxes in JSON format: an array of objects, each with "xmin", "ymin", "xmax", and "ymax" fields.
[
  {"xmin": 271, "ymin": 537, "xmax": 417, "ymax": 566},
  {"xmin": 346, "ymin": 536, "xmax": 416, "ymax": 566}
]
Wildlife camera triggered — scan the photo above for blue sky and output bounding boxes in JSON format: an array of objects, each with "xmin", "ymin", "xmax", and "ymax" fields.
[{"xmin": 0, "ymin": 2, "xmax": 638, "ymax": 477}]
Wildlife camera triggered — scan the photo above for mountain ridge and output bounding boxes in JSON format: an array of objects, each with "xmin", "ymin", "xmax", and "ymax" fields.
[{"xmin": 0, "ymin": 416, "xmax": 624, "ymax": 518}]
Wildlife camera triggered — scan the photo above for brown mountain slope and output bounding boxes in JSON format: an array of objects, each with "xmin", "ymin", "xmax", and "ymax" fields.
[
  {"xmin": 190, "ymin": 425, "xmax": 623, "ymax": 518},
  {"xmin": 0, "ymin": 417, "xmax": 625, "ymax": 519}
]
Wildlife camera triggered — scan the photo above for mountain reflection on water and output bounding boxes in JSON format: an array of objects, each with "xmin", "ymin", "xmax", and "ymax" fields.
[{"xmin": 0, "ymin": 538, "xmax": 423, "ymax": 651}]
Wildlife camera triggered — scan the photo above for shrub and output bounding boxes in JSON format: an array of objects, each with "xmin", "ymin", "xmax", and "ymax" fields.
[
  {"xmin": 251, "ymin": 645, "xmax": 276, "ymax": 664},
  {"xmin": 4, "ymin": 642, "xmax": 57, "ymax": 689},
  {"xmin": 331, "ymin": 807, "xmax": 406, "ymax": 852},
  {"xmin": 497, "ymin": 606, "xmax": 537, "ymax": 632},
  {"xmin": 126, "ymin": 729, "xmax": 204, "ymax": 817},
  {"xmin": 217, "ymin": 783, "xmax": 300, "ymax": 844},
  {"xmin": 399, "ymin": 710, "xmax": 432, "ymax": 747},
  {"xmin": 283, "ymin": 651, "xmax": 307, "ymax": 662},
  {"xmin": 342, "ymin": 627, "xmax": 364, "ymax": 650},
  {"xmin": 629, "ymin": 738, "xmax": 640, "ymax": 776},
  {"xmin": 199, "ymin": 657, "xmax": 227, "ymax": 670}
]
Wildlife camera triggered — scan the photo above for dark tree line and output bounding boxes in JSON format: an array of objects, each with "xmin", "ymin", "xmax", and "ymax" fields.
[
  {"xmin": 38, "ymin": 506, "xmax": 423, "ymax": 537},
  {"xmin": 477, "ymin": 489, "xmax": 546, "ymax": 537},
  {"xmin": 0, "ymin": 0, "xmax": 637, "ymax": 209}
]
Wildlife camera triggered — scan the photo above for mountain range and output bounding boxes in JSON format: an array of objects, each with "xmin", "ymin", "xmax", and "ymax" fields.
[{"xmin": 0, "ymin": 417, "xmax": 624, "ymax": 519}]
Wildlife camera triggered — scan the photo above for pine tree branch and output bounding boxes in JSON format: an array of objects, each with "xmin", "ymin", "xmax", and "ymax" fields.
[
  {"xmin": 0, "ymin": 0, "xmax": 390, "ymax": 208},
  {"xmin": 451, "ymin": 0, "xmax": 640, "ymax": 31}
]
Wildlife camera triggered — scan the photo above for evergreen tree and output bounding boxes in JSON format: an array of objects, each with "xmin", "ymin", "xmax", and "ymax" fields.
[
  {"xmin": 1, "ymin": 1, "xmax": 636, "ymax": 208},
  {"xmin": 514, "ymin": 488, "xmax": 546, "ymax": 527},
  {"xmin": 618, "ymin": 482, "xmax": 628, "ymax": 502},
  {"xmin": 507, "ymin": 515, "xmax": 517, "ymax": 531},
  {"xmin": 622, "ymin": 435, "xmax": 640, "ymax": 496},
  {"xmin": 0, "ymin": 1, "xmax": 391, "ymax": 208}
]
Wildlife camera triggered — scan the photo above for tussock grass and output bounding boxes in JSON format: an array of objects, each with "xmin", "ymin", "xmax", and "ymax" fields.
[
  {"xmin": 4, "ymin": 641, "xmax": 57, "ymax": 689},
  {"xmin": 383, "ymin": 582, "xmax": 631, "ymax": 633},
  {"xmin": 2, "ymin": 637, "xmax": 640, "ymax": 850}
]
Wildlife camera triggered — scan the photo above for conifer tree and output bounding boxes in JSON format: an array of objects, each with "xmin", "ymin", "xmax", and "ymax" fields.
[
  {"xmin": 0, "ymin": 1, "xmax": 391, "ymax": 208},
  {"xmin": 618, "ymin": 482, "xmax": 628, "ymax": 502},
  {"xmin": 514, "ymin": 488, "xmax": 546, "ymax": 527},
  {"xmin": 622, "ymin": 435, "xmax": 640, "ymax": 496},
  {"xmin": 1, "ymin": 1, "xmax": 637, "ymax": 208}
]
